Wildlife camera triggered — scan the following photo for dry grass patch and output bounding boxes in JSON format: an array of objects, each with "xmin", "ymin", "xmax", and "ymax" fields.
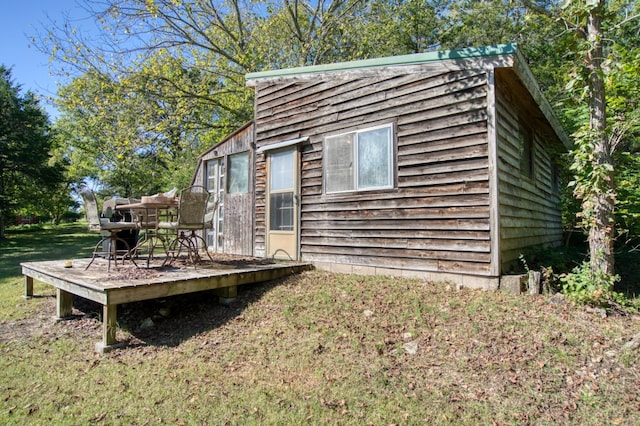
[{"xmin": 1, "ymin": 270, "xmax": 639, "ymax": 425}]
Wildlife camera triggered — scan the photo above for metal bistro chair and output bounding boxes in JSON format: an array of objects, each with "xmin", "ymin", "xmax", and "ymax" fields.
[
  {"xmin": 80, "ymin": 188, "xmax": 139, "ymax": 271},
  {"xmin": 160, "ymin": 185, "xmax": 215, "ymax": 266}
]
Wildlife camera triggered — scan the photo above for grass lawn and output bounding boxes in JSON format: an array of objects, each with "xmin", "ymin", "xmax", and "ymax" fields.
[{"xmin": 1, "ymin": 224, "xmax": 639, "ymax": 425}]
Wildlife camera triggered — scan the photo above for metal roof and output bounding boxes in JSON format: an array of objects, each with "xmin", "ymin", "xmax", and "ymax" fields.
[{"xmin": 245, "ymin": 44, "xmax": 517, "ymax": 81}]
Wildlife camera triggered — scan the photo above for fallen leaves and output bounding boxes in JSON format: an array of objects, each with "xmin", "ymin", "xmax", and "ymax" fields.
[{"xmin": 2, "ymin": 270, "xmax": 639, "ymax": 424}]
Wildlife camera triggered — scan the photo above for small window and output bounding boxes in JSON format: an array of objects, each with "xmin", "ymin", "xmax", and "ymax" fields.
[
  {"xmin": 325, "ymin": 124, "xmax": 394, "ymax": 193},
  {"xmin": 519, "ymin": 124, "xmax": 534, "ymax": 179},
  {"xmin": 228, "ymin": 151, "xmax": 249, "ymax": 194},
  {"xmin": 269, "ymin": 150, "xmax": 294, "ymax": 191},
  {"xmin": 269, "ymin": 193, "xmax": 294, "ymax": 231}
]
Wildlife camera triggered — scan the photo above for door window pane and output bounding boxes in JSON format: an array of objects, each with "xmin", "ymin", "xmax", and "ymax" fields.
[
  {"xmin": 269, "ymin": 193, "xmax": 294, "ymax": 231},
  {"xmin": 206, "ymin": 160, "xmax": 218, "ymax": 193},
  {"xmin": 270, "ymin": 150, "xmax": 294, "ymax": 191},
  {"xmin": 205, "ymin": 158, "xmax": 224, "ymax": 252},
  {"xmin": 228, "ymin": 151, "xmax": 249, "ymax": 193}
]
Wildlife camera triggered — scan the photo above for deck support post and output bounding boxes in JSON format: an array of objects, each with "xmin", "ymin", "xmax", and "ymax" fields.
[
  {"xmin": 23, "ymin": 276, "xmax": 34, "ymax": 299},
  {"xmin": 95, "ymin": 304, "xmax": 125, "ymax": 354},
  {"xmin": 21, "ymin": 260, "xmax": 310, "ymax": 353},
  {"xmin": 56, "ymin": 289, "xmax": 73, "ymax": 318},
  {"xmin": 216, "ymin": 286, "xmax": 237, "ymax": 305}
]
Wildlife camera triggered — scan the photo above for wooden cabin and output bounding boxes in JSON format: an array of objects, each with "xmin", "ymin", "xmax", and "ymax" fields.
[{"xmin": 197, "ymin": 44, "xmax": 570, "ymax": 289}]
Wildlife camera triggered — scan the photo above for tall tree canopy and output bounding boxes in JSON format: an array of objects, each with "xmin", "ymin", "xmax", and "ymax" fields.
[
  {"xmin": 37, "ymin": 0, "xmax": 371, "ymax": 196},
  {"xmin": 0, "ymin": 66, "xmax": 63, "ymax": 238}
]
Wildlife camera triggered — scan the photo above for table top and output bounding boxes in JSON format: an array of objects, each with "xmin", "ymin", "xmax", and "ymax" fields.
[{"xmin": 116, "ymin": 199, "xmax": 178, "ymax": 209}]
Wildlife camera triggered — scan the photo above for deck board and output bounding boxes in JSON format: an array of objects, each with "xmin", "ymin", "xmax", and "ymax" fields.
[{"xmin": 21, "ymin": 257, "xmax": 311, "ymax": 352}]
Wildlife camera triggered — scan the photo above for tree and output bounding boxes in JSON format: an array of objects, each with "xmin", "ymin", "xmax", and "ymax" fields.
[
  {"xmin": 520, "ymin": 0, "xmax": 640, "ymax": 291},
  {"xmin": 55, "ymin": 64, "xmax": 211, "ymax": 196},
  {"xmin": 607, "ymin": 42, "xmax": 640, "ymax": 251},
  {"xmin": 34, "ymin": 0, "xmax": 370, "ymax": 194},
  {"xmin": 0, "ymin": 66, "xmax": 63, "ymax": 237}
]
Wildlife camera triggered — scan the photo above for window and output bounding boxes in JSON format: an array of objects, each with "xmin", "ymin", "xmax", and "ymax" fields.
[
  {"xmin": 270, "ymin": 193, "xmax": 294, "ymax": 231},
  {"xmin": 551, "ymin": 162, "xmax": 560, "ymax": 193},
  {"xmin": 269, "ymin": 149, "xmax": 295, "ymax": 231},
  {"xmin": 519, "ymin": 124, "xmax": 534, "ymax": 179},
  {"xmin": 270, "ymin": 149, "xmax": 294, "ymax": 191},
  {"xmin": 206, "ymin": 158, "xmax": 225, "ymax": 194},
  {"xmin": 228, "ymin": 151, "xmax": 249, "ymax": 194},
  {"xmin": 325, "ymin": 124, "xmax": 394, "ymax": 193}
]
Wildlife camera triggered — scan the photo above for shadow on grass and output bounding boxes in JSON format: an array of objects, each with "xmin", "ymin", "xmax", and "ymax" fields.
[
  {"xmin": 2, "ymin": 223, "xmax": 297, "ymax": 349},
  {"xmin": 71, "ymin": 278, "xmax": 284, "ymax": 349},
  {"xmin": 0, "ymin": 223, "xmax": 98, "ymax": 278}
]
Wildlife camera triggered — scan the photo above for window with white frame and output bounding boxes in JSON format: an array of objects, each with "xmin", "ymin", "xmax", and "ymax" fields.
[{"xmin": 324, "ymin": 124, "xmax": 394, "ymax": 193}]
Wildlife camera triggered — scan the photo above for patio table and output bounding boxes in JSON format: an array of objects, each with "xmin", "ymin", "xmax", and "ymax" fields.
[{"xmin": 117, "ymin": 197, "xmax": 178, "ymax": 267}]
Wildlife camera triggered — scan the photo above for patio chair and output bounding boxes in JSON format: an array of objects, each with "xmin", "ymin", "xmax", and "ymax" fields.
[
  {"xmin": 80, "ymin": 188, "xmax": 139, "ymax": 271},
  {"xmin": 159, "ymin": 185, "xmax": 214, "ymax": 266}
]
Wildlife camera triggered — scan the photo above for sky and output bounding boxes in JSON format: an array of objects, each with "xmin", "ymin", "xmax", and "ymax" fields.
[{"xmin": 0, "ymin": 0, "xmax": 89, "ymax": 118}]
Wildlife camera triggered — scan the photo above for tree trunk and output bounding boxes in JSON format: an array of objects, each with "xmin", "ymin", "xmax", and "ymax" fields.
[{"xmin": 586, "ymin": 1, "xmax": 616, "ymax": 281}]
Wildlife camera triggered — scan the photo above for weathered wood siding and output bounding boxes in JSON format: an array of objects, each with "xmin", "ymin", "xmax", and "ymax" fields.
[
  {"xmin": 495, "ymin": 69, "xmax": 563, "ymax": 270},
  {"xmin": 253, "ymin": 67, "xmax": 493, "ymax": 275},
  {"xmin": 193, "ymin": 122, "xmax": 254, "ymax": 256}
]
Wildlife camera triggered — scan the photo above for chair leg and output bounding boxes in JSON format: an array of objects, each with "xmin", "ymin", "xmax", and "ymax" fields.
[
  {"xmin": 86, "ymin": 234, "xmax": 138, "ymax": 271},
  {"xmin": 111, "ymin": 236, "xmax": 138, "ymax": 270},
  {"xmin": 189, "ymin": 231, "xmax": 214, "ymax": 264},
  {"xmin": 86, "ymin": 237, "xmax": 109, "ymax": 270},
  {"xmin": 147, "ymin": 234, "xmax": 168, "ymax": 266},
  {"xmin": 162, "ymin": 230, "xmax": 214, "ymax": 268},
  {"xmin": 162, "ymin": 231, "xmax": 185, "ymax": 267},
  {"xmin": 135, "ymin": 231, "xmax": 168, "ymax": 268}
]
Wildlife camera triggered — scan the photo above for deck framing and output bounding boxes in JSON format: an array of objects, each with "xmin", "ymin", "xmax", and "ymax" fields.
[{"xmin": 21, "ymin": 258, "xmax": 311, "ymax": 352}]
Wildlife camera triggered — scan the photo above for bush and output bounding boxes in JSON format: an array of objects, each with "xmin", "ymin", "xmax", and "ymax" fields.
[
  {"xmin": 560, "ymin": 261, "xmax": 634, "ymax": 311},
  {"xmin": 61, "ymin": 210, "xmax": 82, "ymax": 222}
]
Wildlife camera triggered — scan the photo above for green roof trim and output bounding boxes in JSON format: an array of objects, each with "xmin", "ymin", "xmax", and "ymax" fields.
[{"xmin": 246, "ymin": 44, "xmax": 517, "ymax": 81}]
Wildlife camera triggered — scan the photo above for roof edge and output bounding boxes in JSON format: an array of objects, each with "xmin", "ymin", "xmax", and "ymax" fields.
[
  {"xmin": 246, "ymin": 44, "xmax": 517, "ymax": 81},
  {"xmin": 510, "ymin": 50, "xmax": 571, "ymax": 149}
]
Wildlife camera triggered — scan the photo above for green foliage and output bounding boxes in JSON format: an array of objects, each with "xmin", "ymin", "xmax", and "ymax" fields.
[
  {"xmin": 607, "ymin": 44, "xmax": 640, "ymax": 244},
  {"xmin": 44, "ymin": 1, "xmax": 260, "ymax": 196},
  {"xmin": 560, "ymin": 261, "xmax": 633, "ymax": 309},
  {"xmin": 345, "ymin": 0, "xmax": 452, "ymax": 58},
  {"xmin": 443, "ymin": 0, "xmax": 529, "ymax": 48},
  {"xmin": 616, "ymin": 151, "xmax": 640, "ymax": 244},
  {"xmin": 0, "ymin": 66, "xmax": 65, "ymax": 237}
]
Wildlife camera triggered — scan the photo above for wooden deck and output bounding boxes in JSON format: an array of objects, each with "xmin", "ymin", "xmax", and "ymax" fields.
[{"xmin": 21, "ymin": 257, "xmax": 311, "ymax": 352}]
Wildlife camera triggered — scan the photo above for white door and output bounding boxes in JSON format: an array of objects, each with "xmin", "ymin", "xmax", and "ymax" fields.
[{"xmin": 205, "ymin": 158, "xmax": 225, "ymax": 252}]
